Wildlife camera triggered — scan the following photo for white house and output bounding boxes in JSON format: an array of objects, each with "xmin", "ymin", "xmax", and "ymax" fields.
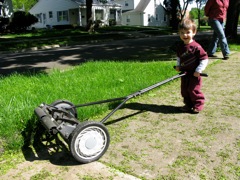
[
  {"xmin": 29, "ymin": 0, "xmax": 122, "ymax": 29},
  {"xmin": 0, "ymin": 0, "xmax": 13, "ymax": 18},
  {"xmin": 114, "ymin": 0, "xmax": 169, "ymax": 26}
]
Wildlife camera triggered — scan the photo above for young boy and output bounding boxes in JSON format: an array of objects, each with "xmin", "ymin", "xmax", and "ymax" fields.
[{"xmin": 175, "ymin": 18, "xmax": 208, "ymax": 113}]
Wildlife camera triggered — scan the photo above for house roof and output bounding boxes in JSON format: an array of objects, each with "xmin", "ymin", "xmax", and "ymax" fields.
[
  {"xmin": 123, "ymin": 0, "xmax": 151, "ymax": 14},
  {"xmin": 134, "ymin": 0, "xmax": 151, "ymax": 12}
]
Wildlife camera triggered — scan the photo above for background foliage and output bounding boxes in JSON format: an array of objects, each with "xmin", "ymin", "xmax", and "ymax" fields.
[{"xmin": 12, "ymin": 0, "xmax": 37, "ymax": 12}]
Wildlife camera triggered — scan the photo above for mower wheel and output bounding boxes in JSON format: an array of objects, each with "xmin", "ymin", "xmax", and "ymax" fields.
[
  {"xmin": 69, "ymin": 121, "xmax": 110, "ymax": 164},
  {"xmin": 51, "ymin": 100, "xmax": 78, "ymax": 118}
]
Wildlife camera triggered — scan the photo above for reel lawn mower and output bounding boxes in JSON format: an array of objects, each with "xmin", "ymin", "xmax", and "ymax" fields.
[{"xmin": 34, "ymin": 71, "xmax": 207, "ymax": 164}]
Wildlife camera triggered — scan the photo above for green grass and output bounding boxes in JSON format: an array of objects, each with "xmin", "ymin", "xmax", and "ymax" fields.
[{"xmin": 0, "ymin": 60, "xmax": 176, "ymax": 151}]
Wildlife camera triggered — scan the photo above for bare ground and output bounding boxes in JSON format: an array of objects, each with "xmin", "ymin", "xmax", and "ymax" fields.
[{"xmin": 1, "ymin": 52, "xmax": 239, "ymax": 179}]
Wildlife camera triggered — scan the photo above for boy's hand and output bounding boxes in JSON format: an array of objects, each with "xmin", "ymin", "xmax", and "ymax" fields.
[
  {"xmin": 194, "ymin": 72, "xmax": 200, "ymax": 77},
  {"xmin": 175, "ymin": 66, "xmax": 181, "ymax": 72}
]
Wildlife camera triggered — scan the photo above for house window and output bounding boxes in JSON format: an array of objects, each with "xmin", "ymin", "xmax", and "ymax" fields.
[
  {"xmin": 43, "ymin": 13, "xmax": 46, "ymax": 24},
  {"xmin": 35, "ymin": 14, "xmax": 42, "ymax": 23},
  {"xmin": 57, "ymin": 10, "xmax": 68, "ymax": 22},
  {"xmin": 125, "ymin": 1, "xmax": 128, "ymax": 6},
  {"xmin": 148, "ymin": 14, "xmax": 151, "ymax": 22},
  {"xmin": 126, "ymin": 15, "xmax": 130, "ymax": 22},
  {"xmin": 49, "ymin": 11, "xmax": 53, "ymax": 18},
  {"xmin": 164, "ymin": 13, "xmax": 167, "ymax": 21},
  {"xmin": 156, "ymin": 14, "xmax": 159, "ymax": 21},
  {"xmin": 95, "ymin": 9, "xmax": 104, "ymax": 20}
]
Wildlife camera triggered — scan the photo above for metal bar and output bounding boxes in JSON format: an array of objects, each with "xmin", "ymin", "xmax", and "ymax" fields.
[
  {"xmin": 100, "ymin": 73, "xmax": 185, "ymax": 124},
  {"xmin": 68, "ymin": 97, "xmax": 126, "ymax": 109},
  {"xmin": 100, "ymin": 97, "xmax": 129, "ymax": 123},
  {"xmin": 127, "ymin": 73, "xmax": 185, "ymax": 99}
]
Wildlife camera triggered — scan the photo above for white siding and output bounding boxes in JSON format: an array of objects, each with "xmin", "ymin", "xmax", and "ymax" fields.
[
  {"xmin": 114, "ymin": 0, "xmax": 140, "ymax": 11},
  {"xmin": 29, "ymin": 0, "xmax": 78, "ymax": 28},
  {"xmin": 29, "ymin": 0, "xmax": 122, "ymax": 29},
  {"xmin": 120, "ymin": 0, "xmax": 169, "ymax": 27},
  {"xmin": 143, "ymin": 0, "xmax": 154, "ymax": 26}
]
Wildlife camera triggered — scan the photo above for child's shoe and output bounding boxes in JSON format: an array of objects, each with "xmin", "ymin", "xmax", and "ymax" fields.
[{"xmin": 192, "ymin": 108, "xmax": 200, "ymax": 114}]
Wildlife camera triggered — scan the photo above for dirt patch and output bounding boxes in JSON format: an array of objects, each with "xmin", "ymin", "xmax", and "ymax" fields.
[{"xmin": 1, "ymin": 52, "xmax": 239, "ymax": 179}]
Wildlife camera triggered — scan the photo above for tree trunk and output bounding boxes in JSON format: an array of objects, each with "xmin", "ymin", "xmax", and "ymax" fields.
[
  {"xmin": 86, "ymin": 0, "xmax": 93, "ymax": 30},
  {"xmin": 225, "ymin": 0, "xmax": 240, "ymax": 38},
  {"xmin": 198, "ymin": 9, "xmax": 201, "ymax": 29},
  {"xmin": 171, "ymin": 0, "xmax": 180, "ymax": 30}
]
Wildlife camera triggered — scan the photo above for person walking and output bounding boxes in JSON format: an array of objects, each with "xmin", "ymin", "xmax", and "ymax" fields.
[
  {"xmin": 205, "ymin": 0, "xmax": 230, "ymax": 60},
  {"xmin": 175, "ymin": 18, "xmax": 208, "ymax": 113}
]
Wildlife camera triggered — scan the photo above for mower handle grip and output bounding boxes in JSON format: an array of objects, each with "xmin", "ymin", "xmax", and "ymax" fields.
[
  {"xmin": 173, "ymin": 66, "xmax": 208, "ymax": 77},
  {"xmin": 198, "ymin": 73, "xmax": 208, "ymax": 77}
]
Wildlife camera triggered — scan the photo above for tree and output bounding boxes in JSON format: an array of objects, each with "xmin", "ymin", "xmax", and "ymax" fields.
[
  {"xmin": 225, "ymin": 0, "xmax": 240, "ymax": 38},
  {"xmin": 195, "ymin": 0, "xmax": 207, "ymax": 28},
  {"xmin": 189, "ymin": 8, "xmax": 198, "ymax": 19},
  {"xmin": 12, "ymin": 0, "xmax": 37, "ymax": 12},
  {"xmin": 86, "ymin": 0, "xmax": 108, "ymax": 30},
  {"xmin": 86, "ymin": 0, "xmax": 93, "ymax": 30},
  {"xmin": 163, "ymin": 0, "xmax": 194, "ymax": 30},
  {"xmin": 179, "ymin": 0, "xmax": 195, "ymax": 20},
  {"xmin": 164, "ymin": 0, "xmax": 181, "ymax": 30}
]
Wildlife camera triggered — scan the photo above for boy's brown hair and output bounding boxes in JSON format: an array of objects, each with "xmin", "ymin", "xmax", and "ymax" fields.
[{"xmin": 178, "ymin": 18, "xmax": 197, "ymax": 33}]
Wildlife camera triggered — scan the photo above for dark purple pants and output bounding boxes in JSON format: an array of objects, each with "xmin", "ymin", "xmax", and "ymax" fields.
[{"xmin": 181, "ymin": 75, "xmax": 205, "ymax": 111}]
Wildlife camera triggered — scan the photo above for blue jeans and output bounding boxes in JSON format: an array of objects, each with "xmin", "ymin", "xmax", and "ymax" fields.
[{"xmin": 208, "ymin": 19, "xmax": 230, "ymax": 57}]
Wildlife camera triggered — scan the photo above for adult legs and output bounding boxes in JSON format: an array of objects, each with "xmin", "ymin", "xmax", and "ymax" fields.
[
  {"xmin": 208, "ymin": 19, "xmax": 230, "ymax": 57},
  {"xmin": 208, "ymin": 30, "xmax": 219, "ymax": 56}
]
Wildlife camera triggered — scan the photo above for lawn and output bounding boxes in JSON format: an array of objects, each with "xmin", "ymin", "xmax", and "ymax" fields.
[{"xmin": 0, "ymin": 61, "xmax": 176, "ymax": 151}]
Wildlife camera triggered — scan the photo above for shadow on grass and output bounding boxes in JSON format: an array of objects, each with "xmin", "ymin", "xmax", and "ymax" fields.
[
  {"xmin": 21, "ymin": 118, "xmax": 80, "ymax": 166},
  {"xmin": 104, "ymin": 110, "xmax": 145, "ymax": 126},
  {"xmin": 105, "ymin": 102, "xmax": 183, "ymax": 126},
  {"xmin": 0, "ymin": 67, "xmax": 49, "ymax": 78},
  {"xmin": 123, "ymin": 102, "xmax": 182, "ymax": 114}
]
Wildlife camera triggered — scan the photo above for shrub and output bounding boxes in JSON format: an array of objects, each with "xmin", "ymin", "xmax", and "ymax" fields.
[
  {"xmin": 8, "ymin": 11, "xmax": 38, "ymax": 32},
  {"xmin": 0, "ymin": 17, "xmax": 9, "ymax": 33},
  {"xmin": 200, "ymin": 17, "xmax": 208, "ymax": 26},
  {"xmin": 109, "ymin": 19, "xmax": 116, "ymax": 26}
]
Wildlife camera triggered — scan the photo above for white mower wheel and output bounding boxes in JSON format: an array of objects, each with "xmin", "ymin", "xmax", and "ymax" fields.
[{"xmin": 69, "ymin": 121, "xmax": 110, "ymax": 164}]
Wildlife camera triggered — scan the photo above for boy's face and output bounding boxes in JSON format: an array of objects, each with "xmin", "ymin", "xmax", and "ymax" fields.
[{"xmin": 179, "ymin": 28, "xmax": 196, "ymax": 44}]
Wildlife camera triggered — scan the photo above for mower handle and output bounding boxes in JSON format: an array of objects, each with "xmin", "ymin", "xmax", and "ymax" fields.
[{"xmin": 173, "ymin": 66, "xmax": 208, "ymax": 77}]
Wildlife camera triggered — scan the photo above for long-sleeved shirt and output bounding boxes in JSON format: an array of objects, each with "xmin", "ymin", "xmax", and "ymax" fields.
[
  {"xmin": 176, "ymin": 41, "xmax": 208, "ymax": 73},
  {"xmin": 204, "ymin": 0, "xmax": 229, "ymax": 22}
]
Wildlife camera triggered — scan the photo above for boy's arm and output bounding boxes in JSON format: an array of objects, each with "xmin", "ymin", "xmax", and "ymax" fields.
[
  {"xmin": 175, "ymin": 57, "xmax": 181, "ymax": 71},
  {"xmin": 195, "ymin": 59, "xmax": 208, "ymax": 73},
  {"xmin": 194, "ymin": 59, "xmax": 208, "ymax": 77}
]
